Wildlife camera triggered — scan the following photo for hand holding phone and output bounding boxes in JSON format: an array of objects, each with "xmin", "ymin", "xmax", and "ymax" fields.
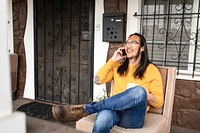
[
  {"xmin": 112, "ymin": 48, "xmax": 126, "ymax": 62},
  {"xmin": 122, "ymin": 49, "xmax": 126, "ymax": 56}
]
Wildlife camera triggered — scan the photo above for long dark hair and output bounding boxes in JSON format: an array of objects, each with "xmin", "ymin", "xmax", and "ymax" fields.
[{"xmin": 117, "ymin": 33, "xmax": 150, "ymax": 79}]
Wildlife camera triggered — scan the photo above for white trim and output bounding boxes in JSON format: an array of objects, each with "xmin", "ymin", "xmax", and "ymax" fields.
[
  {"xmin": 176, "ymin": 70, "xmax": 200, "ymax": 81},
  {"xmin": 177, "ymin": 76, "xmax": 200, "ymax": 81},
  {"xmin": 7, "ymin": 0, "xmax": 14, "ymax": 53},
  {"xmin": 93, "ymin": 0, "xmax": 109, "ymax": 99},
  {"xmin": 188, "ymin": 0, "xmax": 200, "ymax": 72},
  {"xmin": 23, "ymin": 0, "xmax": 35, "ymax": 99},
  {"xmin": 126, "ymin": 0, "xmax": 142, "ymax": 37}
]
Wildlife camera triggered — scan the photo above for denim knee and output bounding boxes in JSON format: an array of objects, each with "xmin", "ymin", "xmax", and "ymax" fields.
[
  {"xmin": 126, "ymin": 86, "xmax": 147, "ymax": 100},
  {"xmin": 93, "ymin": 110, "xmax": 119, "ymax": 133}
]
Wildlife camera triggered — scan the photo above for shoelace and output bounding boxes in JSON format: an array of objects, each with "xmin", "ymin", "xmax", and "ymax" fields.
[{"xmin": 71, "ymin": 105, "xmax": 83, "ymax": 113}]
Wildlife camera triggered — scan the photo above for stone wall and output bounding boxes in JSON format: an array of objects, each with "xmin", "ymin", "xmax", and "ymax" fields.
[
  {"xmin": 12, "ymin": 0, "xmax": 27, "ymax": 98},
  {"xmin": 172, "ymin": 79, "xmax": 200, "ymax": 131}
]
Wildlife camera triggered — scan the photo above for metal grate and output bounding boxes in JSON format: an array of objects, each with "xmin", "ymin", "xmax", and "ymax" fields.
[
  {"xmin": 34, "ymin": 0, "xmax": 94, "ymax": 104},
  {"xmin": 135, "ymin": 0, "xmax": 200, "ymax": 78}
]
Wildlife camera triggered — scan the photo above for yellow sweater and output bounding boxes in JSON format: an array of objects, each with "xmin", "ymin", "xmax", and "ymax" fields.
[{"xmin": 96, "ymin": 59, "xmax": 164, "ymax": 111}]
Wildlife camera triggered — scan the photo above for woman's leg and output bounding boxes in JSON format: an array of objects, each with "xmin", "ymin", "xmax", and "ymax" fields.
[
  {"xmin": 84, "ymin": 86, "xmax": 147, "ymax": 115},
  {"xmin": 92, "ymin": 110, "xmax": 120, "ymax": 133},
  {"xmin": 52, "ymin": 86, "xmax": 147, "ymax": 123},
  {"xmin": 118, "ymin": 100, "xmax": 147, "ymax": 128}
]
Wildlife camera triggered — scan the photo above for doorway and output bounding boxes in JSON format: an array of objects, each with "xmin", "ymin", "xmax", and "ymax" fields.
[{"xmin": 34, "ymin": 0, "xmax": 94, "ymax": 104}]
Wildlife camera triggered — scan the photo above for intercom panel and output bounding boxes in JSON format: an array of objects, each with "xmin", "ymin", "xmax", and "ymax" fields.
[{"xmin": 103, "ymin": 12, "xmax": 125, "ymax": 42}]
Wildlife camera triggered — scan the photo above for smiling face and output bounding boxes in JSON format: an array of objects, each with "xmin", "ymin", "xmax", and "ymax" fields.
[{"xmin": 124, "ymin": 35, "xmax": 144, "ymax": 60}]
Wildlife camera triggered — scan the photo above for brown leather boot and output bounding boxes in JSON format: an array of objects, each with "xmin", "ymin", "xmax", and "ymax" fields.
[{"xmin": 52, "ymin": 104, "xmax": 87, "ymax": 123}]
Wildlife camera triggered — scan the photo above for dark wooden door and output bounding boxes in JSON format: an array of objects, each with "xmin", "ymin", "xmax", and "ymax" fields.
[{"xmin": 34, "ymin": 0, "xmax": 94, "ymax": 104}]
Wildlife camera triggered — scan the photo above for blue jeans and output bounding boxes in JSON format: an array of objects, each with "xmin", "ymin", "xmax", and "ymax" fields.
[{"xmin": 84, "ymin": 86, "xmax": 147, "ymax": 133}]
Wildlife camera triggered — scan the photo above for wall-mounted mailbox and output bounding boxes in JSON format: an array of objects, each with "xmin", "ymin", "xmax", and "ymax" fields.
[{"xmin": 103, "ymin": 12, "xmax": 125, "ymax": 42}]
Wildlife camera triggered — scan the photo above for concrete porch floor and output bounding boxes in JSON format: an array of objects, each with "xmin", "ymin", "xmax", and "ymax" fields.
[
  {"xmin": 12, "ymin": 98, "xmax": 82, "ymax": 133},
  {"xmin": 13, "ymin": 98, "xmax": 200, "ymax": 133}
]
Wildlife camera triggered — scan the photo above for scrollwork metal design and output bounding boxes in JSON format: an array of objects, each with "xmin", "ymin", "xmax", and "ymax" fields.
[{"xmin": 153, "ymin": 0, "xmax": 196, "ymax": 61}]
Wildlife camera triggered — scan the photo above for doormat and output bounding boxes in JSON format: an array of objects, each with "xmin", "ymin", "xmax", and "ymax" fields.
[{"xmin": 17, "ymin": 101, "xmax": 56, "ymax": 122}]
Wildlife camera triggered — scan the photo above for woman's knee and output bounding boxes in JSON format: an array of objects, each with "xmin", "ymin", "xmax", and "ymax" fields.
[
  {"xmin": 127, "ymin": 86, "xmax": 147, "ymax": 99},
  {"xmin": 93, "ymin": 110, "xmax": 119, "ymax": 133}
]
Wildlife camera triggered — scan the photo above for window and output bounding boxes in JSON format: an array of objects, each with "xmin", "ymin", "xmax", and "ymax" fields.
[{"xmin": 138, "ymin": 0, "xmax": 200, "ymax": 79}]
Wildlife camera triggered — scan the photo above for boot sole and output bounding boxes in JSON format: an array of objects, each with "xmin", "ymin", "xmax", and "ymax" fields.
[{"xmin": 52, "ymin": 105, "xmax": 66, "ymax": 123}]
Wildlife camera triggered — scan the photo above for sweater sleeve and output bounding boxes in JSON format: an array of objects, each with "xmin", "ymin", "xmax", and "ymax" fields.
[
  {"xmin": 148, "ymin": 66, "xmax": 164, "ymax": 108},
  {"xmin": 94, "ymin": 59, "xmax": 118, "ymax": 85}
]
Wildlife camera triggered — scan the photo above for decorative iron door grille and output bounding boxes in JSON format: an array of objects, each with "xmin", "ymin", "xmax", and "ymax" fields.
[
  {"xmin": 34, "ymin": 0, "xmax": 94, "ymax": 104},
  {"xmin": 138, "ymin": 0, "xmax": 200, "ymax": 78}
]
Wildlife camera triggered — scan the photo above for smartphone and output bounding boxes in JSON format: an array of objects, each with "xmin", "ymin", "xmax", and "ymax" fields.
[{"xmin": 122, "ymin": 49, "xmax": 126, "ymax": 56}]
